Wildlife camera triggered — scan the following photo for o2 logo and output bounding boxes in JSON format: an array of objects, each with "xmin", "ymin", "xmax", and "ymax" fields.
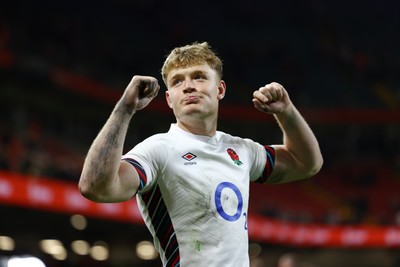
[{"xmin": 214, "ymin": 182, "xmax": 247, "ymax": 230}]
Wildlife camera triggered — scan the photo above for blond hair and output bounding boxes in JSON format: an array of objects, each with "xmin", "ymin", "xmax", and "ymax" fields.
[{"xmin": 161, "ymin": 42, "xmax": 223, "ymax": 84}]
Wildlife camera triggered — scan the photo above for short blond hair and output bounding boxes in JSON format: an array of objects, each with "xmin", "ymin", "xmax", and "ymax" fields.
[{"xmin": 161, "ymin": 42, "xmax": 223, "ymax": 84}]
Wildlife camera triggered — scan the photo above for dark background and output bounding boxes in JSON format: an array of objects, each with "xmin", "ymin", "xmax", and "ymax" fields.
[{"xmin": 0, "ymin": 0, "xmax": 399, "ymax": 266}]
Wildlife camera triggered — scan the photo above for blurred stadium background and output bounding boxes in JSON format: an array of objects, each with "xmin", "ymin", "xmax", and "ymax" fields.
[{"xmin": 0, "ymin": 0, "xmax": 399, "ymax": 266}]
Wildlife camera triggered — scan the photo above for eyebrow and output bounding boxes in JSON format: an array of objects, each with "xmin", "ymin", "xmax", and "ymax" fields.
[{"xmin": 168, "ymin": 69, "xmax": 209, "ymax": 84}]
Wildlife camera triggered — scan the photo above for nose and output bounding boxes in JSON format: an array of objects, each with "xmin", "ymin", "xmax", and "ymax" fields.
[{"xmin": 183, "ymin": 78, "xmax": 196, "ymax": 93}]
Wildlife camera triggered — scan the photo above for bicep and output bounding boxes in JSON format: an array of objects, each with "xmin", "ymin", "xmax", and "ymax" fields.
[
  {"xmin": 266, "ymin": 145, "xmax": 306, "ymax": 184},
  {"xmin": 80, "ymin": 161, "xmax": 140, "ymax": 203},
  {"xmin": 113, "ymin": 161, "xmax": 140, "ymax": 201}
]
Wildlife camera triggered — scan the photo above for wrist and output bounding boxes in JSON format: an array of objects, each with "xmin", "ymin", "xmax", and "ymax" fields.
[
  {"xmin": 274, "ymin": 103, "xmax": 296, "ymax": 121},
  {"xmin": 114, "ymin": 99, "xmax": 136, "ymax": 117}
]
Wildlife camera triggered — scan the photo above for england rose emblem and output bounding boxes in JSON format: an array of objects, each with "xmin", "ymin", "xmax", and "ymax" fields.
[{"xmin": 227, "ymin": 148, "xmax": 243, "ymax": 166}]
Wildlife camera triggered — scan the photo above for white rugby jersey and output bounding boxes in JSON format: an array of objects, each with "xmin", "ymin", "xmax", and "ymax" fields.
[{"xmin": 122, "ymin": 124, "xmax": 275, "ymax": 267}]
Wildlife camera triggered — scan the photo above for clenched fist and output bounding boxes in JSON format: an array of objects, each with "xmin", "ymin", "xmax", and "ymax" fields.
[
  {"xmin": 252, "ymin": 82, "xmax": 291, "ymax": 114},
  {"xmin": 121, "ymin": 75, "xmax": 160, "ymax": 111}
]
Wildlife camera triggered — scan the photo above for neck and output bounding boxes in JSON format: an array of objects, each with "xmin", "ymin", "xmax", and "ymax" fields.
[{"xmin": 176, "ymin": 117, "xmax": 217, "ymax": 137}]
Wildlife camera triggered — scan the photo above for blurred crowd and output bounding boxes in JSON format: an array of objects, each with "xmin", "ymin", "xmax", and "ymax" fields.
[{"xmin": 1, "ymin": 0, "xmax": 399, "ymax": 227}]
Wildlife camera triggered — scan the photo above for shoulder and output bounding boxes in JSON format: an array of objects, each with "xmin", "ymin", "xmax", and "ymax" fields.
[
  {"xmin": 217, "ymin": 130, "xmax": 261, "ymax": 148},
  {"xmin": 125, "ymin": 132, "xmax": 176, "ymax": 159},
  {"xmin": 138, "ymin": 131, "xmax": 176, "ymax": 146}
]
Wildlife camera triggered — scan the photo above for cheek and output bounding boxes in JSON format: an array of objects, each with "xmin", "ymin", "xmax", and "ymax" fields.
[{"xmin": 166, "ymin": 92, "xmax": 181, "ymax": 109}]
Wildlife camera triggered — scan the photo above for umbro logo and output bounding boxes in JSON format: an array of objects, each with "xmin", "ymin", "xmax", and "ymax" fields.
[{"xmin": 182, "ymin": 152, "xmax": 197, "ymax": 165}]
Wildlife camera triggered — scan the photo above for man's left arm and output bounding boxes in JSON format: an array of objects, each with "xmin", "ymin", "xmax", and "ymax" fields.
[{"xmin": 252, "ymin": 82, "xmax": 323, "ymax": 183}]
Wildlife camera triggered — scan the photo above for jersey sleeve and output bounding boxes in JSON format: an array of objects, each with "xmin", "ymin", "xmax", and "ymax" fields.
[
  {"xmin": 254, "ymin": 146, "xmax": 275, "ymax": 183},
  {"xmin": 248, "ymin": 141, "xmax": 276, "ymax": 183},
  {"xmin": 121, "ymin": 135, "xmax": 168, "ymax": 194}
]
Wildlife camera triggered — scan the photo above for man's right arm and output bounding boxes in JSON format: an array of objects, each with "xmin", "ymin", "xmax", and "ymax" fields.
[{"xmin": 78, "ymin": 76, "xmax": 160, "ymax": 203}]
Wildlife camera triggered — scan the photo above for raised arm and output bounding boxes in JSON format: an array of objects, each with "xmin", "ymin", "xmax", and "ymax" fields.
[
  {"xmin": 79, "ymin": 76, "xmax": 160, "ymax": 202},
  {"xmin": 252, "ymin": 82, "xmax": 323, "ymax": 183}
]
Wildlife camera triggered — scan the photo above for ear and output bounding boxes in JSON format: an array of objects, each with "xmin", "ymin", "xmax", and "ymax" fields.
[
  {"xmin": 217, "ymin": 80, "xmax": 226, "ymax": 100},
  {"xmin": 165, "ymin": 90, "xmax": 173, "ymax": 109}
]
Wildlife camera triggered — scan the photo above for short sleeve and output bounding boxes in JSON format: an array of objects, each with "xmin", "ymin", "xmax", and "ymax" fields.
[
  {"xmin": 121, "ymin": 135, "xmax": 168, "ymax": 194},
  {"xmin": 122, "ymin": 158, "xmax": 148, "ymax": 193},
  {"xmin": 254, "ymin": 146, "xmax": 275, "ymax": 184}
]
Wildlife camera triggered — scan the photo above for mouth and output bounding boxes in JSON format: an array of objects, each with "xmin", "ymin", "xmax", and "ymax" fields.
[{"xmin": 182, "ymin": 95, "xmax": 200, "ymax": 104}]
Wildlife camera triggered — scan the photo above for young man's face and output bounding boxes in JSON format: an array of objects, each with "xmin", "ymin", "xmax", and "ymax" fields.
[{"xmin": 165, "ymin": 64, "xmax": 226, "ymax": 122}]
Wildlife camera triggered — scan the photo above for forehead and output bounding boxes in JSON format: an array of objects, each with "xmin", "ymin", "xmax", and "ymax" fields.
[{"xmin": 167, "ymin": 64, "xmax": 216, "ymax": 80}]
